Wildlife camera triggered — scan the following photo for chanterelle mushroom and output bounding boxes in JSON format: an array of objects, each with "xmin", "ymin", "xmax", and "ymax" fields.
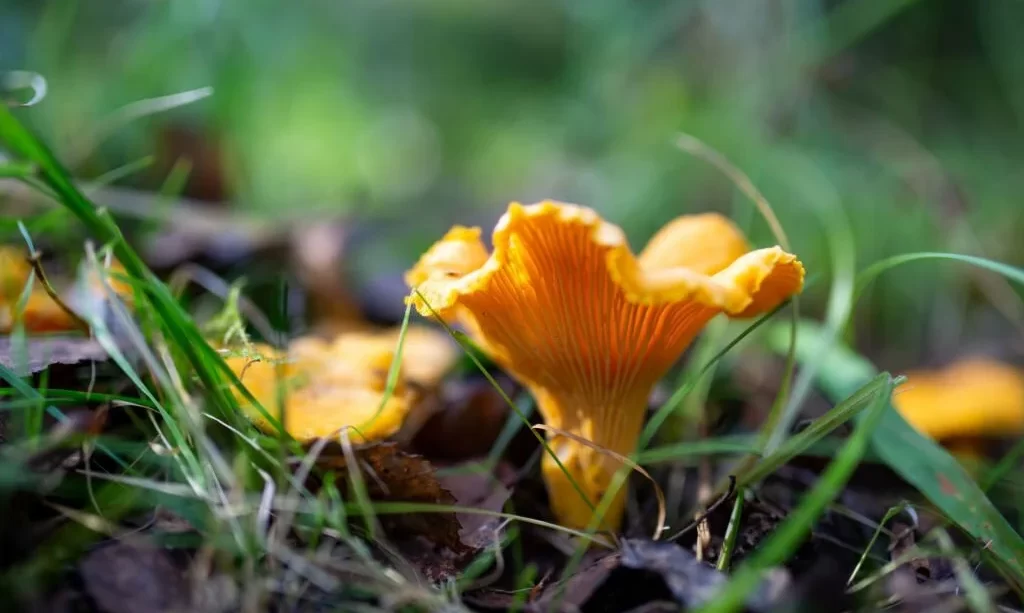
[
  {"xmin": 405, "ymin": 200, "xmax": 805, "ymax": 531},
  {"xmin": 893, "ymin": 358, "xmax": 1024, "ymax": 444},
  {"xmin": 224, "ymin": 325, "xmax": 457, "ymax": 443}
]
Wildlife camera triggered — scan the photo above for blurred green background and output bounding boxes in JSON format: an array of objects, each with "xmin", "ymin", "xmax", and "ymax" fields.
[{"xmin": 2, "ymin": 0, "xmax": 1023, "ymax": 368}]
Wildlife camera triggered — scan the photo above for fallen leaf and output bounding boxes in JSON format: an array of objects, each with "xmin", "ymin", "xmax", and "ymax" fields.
[
  {"xmin": 79, "ymin": 541, "xmax": 190, "ymax": 613},
  {"xmin": 531, "ymin": 552, "xmax": 621, "ymax": 611},
  {"xmin": 311, "ymin": 442, "xmax": 464, "ymax": 553},
  {"xmin": 467, "ymin": 540, "xmax": 791, "ymax": 613},
  {"xmin": 619, "ymin": 539, "xmax": 789, "ymax": 612},
  {"xmin": 28, "ymin": 587, "xmax": 90, "ymax": 613},
  {"xmin": 437, "ymin": 461, "xmax": 514, "ymax": 549},
  {"xmin": 0, "ymin": 336, "xmax": 107, "ymax": 375}
]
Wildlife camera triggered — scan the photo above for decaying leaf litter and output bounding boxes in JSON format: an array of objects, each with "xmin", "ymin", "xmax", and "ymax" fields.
[{"xmin": 1, "ymin": 104, "xmax": 1024, "ymax": 613}]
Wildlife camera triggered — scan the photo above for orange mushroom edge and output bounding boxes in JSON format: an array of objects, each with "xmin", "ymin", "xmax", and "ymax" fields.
[
  {"xmin": 892, "ymin": 358, "xmax": 1024, "ymax": 465},
  {"xmin": 221, "ymin": 324, "xmax": 459, "ymax": 445},
  {"xmin": 404, "ymin": 200, "xmax": 805, "ymax": 532}
]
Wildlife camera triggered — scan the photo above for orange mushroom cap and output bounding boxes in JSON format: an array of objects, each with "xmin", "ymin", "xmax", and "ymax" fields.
[
  {"xmin": 893, "ymin": 358, "xmax": 1024, "ymax": 443},
  {"xmin": 224, "ymin": 325, "xmax": 458, "ymax": 443},
  {"xmin": 404, "ymin": 200, "xmax": 805, "ymax": 531}
]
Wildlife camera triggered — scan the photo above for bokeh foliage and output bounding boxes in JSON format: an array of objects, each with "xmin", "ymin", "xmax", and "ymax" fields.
[{"xmin": 2, "ymin": 0, "xmax": 1023, "ymax": 367}]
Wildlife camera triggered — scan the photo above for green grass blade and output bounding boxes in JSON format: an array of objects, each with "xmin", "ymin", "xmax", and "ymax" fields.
[
  {"xmin": 0, "ymin": 161, "xmax": 34, "ymax": 178},
  {"xmin": 696, "ymin": 373, "xmax": 893, "ymax": 613},
  {"xmin": 847, "ymin": 503, "xmax": 907, "ymax": 587},
  {"xmin": 763, "ymin": 152, "xmax": 857, "ymax": 454},
  {"xmin": 855, "ymin": 252, "xmax": 1024, "ymax": 299},
  {"xmin": 716, "ymin": 489, "xmax": 746, "ymax": 572},
  {"xmin": 738, "ymin": 372, "xmax": 893, "ymax": 488},
  {"xmin": 636, "ymin": 435, "xmax": 759, "ymax": 465},
  {"xmin": 0, "ymin": 104, "xmax": 246, "ymax": 424}
]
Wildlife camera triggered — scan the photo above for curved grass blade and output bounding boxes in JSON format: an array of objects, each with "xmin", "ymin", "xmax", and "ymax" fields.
[
  {"xmin": 855, "ymin": 252, "xmax": 1024, "ymax": 299},
  {"xmin": 763, "ymin": 151, "xmax": 856, "ymax": 454},
  {"xmin": 639, "ymin": 300, "xmax": 789, "ymax": 448}
]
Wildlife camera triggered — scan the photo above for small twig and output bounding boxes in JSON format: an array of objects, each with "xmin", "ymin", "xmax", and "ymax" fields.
[
  {"xmin": 25, "ymin": 249, "xmax": 91, "ymax": 333},
  {"xmin": 696, "ymin": 517, "xmax": 711, "ymax": 563}
]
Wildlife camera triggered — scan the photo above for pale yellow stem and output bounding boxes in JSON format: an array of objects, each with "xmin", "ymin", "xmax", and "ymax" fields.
[{"xmin": 533, "ymin": 387, "xmax": 650, "ymax": 531}]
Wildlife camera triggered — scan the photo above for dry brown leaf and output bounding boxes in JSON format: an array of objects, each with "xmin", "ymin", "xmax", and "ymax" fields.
[{"xmin": 310, "ymin": 442, "xmax": 465, "ymax": 553}]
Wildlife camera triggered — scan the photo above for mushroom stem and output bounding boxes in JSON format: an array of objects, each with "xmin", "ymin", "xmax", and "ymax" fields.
[{"xmin": 535, "ymin": 387, "xmax": 649, "ymax": 532}]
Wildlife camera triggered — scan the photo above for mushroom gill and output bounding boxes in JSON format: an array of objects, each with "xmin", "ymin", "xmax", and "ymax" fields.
[{"xmin": 223, "ymin": 325, "xmax": 457, "ymax": 443}]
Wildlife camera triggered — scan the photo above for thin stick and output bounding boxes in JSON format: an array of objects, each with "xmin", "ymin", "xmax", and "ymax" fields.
[{"xmin": 25, "ymin": 248, "xmax": 90, "ymax": 333}]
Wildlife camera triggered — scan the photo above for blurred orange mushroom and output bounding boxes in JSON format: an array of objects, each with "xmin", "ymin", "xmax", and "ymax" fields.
[
  {"xmin": 224, "ymin": 325, "xmax": 457, "ymax": 443},
  {"xmin": 317, "ymin": 325, "xmax": 459, "ymax": 389},
  {"xmin": 893, "ymin": 358, "xmax": 1024, "ymax": 464},
  {"xmin": 405, "ymin": 200, "xmax": 805, "ymax": 531},
  {"xmin": 0, "ymin": 246, "xmax": 83, "ymax": 334},
  {"xmin": 0, "ymin": 246, "xmax": 33, "ymax": 296}
]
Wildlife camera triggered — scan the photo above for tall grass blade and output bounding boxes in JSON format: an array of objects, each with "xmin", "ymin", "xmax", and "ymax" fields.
[{"xmin": 696, "ymin": 373, "xmax": 893, "ymax": 613}]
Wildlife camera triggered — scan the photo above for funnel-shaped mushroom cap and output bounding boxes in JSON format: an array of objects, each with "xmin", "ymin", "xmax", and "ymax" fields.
[
  {"xmin": 225, "ymin": 326, "xmax": 459, "ymax": 443},
  {"xmin": 404, "ymin": 201, "xmax": 805, "ymax": 531},
  {"xmin": 893, "ymin": 358, "xmax": 1024, "ymax": 442}
]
